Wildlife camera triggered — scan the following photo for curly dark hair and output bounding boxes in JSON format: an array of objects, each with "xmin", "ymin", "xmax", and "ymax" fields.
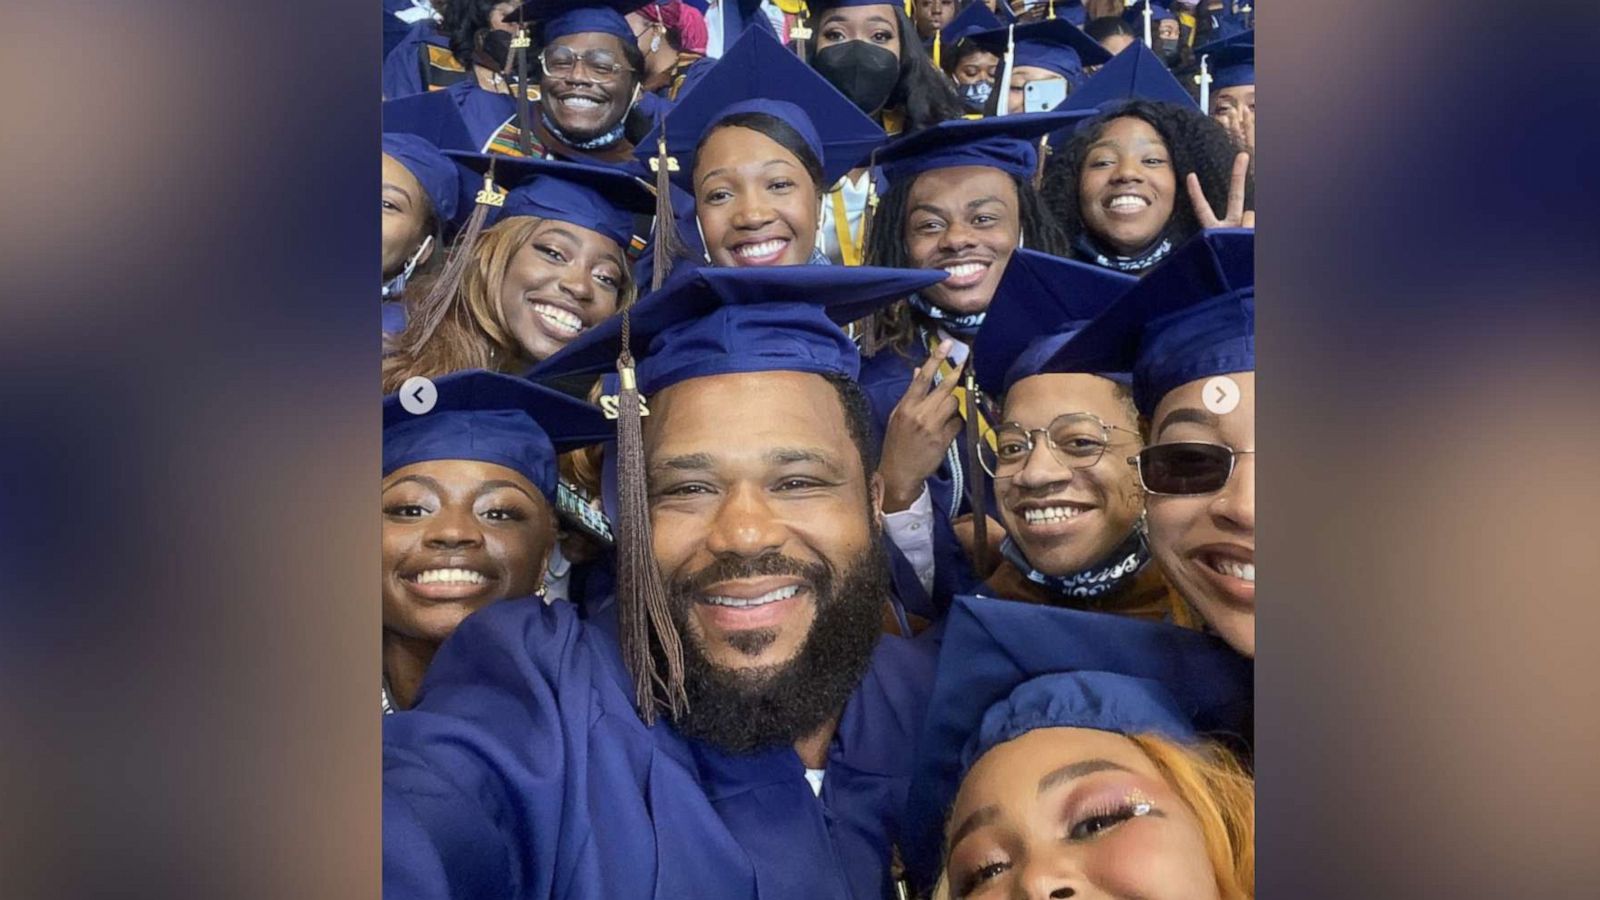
[
  {"xmin": 859, "ymin": 170, "xmax": 1068, "ymax": 358},
  {"xmin": 1040, "ymin": 98, "xmax": 1249, "ymax": 258},
  {"xmin": 804, "ymin": 4, "xmax": 968, "ymax": 134}
]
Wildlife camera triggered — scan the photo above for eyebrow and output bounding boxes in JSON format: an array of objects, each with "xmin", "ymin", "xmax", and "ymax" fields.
[
  {"xmin": 382, "ymin": 182, "xmax": 413, "ymax": 204},
  {"xmin": 946, "ymin": 805, "xmax": 999, "ymax": 853},
  {"xmin": 697, "ymin": 158, "xmax": 799, "ymax": 189},
  {"xmin": 768, "ymin": 447, "xmax": 845, "ymax": 473},
  {"xmin": 1036, "ymin": 758, "xmax": 1137, "ymax": 796},
  {"xmin": 1154, "ymin": 406, "xmax": 1219, "ymax": 440},
  {"xmin": 383, "ymin": 474, "xmax": 440, "ymax": 493},
  {"xmin": 477, "ymin": 479, "xmax": 540, "ymax": 503},
  {"xmin": 652, "ymin": 452, "xmax": 715, "ymax": 474},
  {"xmin": 966, "ymin": 195, "xmax": 1006, "ymax": 211},
  {"xmin": 541, "ymin": 225, "xmax": 624, "ymax": 270}
]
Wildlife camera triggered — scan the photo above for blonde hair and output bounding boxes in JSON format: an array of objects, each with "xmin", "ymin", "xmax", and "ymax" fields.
[
  {"xmin": 381, "ymin": 216, "xmax": 638, "ymax": 394},
  {"xmin": 931, "ymin": 733, "xmax": 1253, "ymax": 900}
]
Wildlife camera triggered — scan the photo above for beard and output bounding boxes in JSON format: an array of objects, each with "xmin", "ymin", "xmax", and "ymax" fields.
[{"xmin": 666, "ymin": 539, "xmax": 891, "ymax": 756}]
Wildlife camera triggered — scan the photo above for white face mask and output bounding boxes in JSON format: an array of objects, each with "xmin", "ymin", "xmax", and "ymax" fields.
[{"xmin": 382, "ymin": 234, "xmax": 433, "ymax": 299}]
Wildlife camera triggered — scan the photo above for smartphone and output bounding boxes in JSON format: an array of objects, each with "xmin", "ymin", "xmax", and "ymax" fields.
[{"xmin": 1023, "ymin": 78, "xmax": 1068, "ymax": 113}]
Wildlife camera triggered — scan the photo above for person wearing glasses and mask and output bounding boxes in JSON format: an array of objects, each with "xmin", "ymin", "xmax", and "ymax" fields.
[
  {"xmin": 1041, "ymin": 228, "xmax": 1255, "ymax": 656},
  {"xmin": 383, "ymin": 0, "xmax": 655, "ymax": 162},
  {"xmin": 964, "ymin": 249, "xmax": 1195, "ymax": 625}
]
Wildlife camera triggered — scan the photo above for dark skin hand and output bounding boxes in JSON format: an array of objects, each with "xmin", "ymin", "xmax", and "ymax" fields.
[{"xmin": 878, "ymin": 339, "xmax": 966, "ymax": 513}]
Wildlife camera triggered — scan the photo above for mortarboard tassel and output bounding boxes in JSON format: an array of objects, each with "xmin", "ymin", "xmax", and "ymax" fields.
[
  {"xmin": 962, "ymin": 367, "xmax": 991, "ymax": 576},
  {"xmin": 510, "ymin": 25, "xmax": 536, "ymax": 157},
  {"xmin": 649, "ymin": 115, "xmax": 683, "ymax": 290},
  {"xmin": 613, "ymin": 311, "xmax": 689, "ymax": 725},
  {"xmin": 1197, "ymin": 52, "xmax": 1211, "ymax": 114},
  {"xmin": 1142, "ymin": 3, "xmax": 1153, "ymax": 48},
  {"xmin": 932, "ymin": 30, "xmax": 941, "ymax": 68},
  {"xmin": 1032, "ymin": 134, "xmax": 1050, "ymax": 190},
  {"xmin": 990, "ymin": 24, "xmax": 1017, "ymax": 117},
  {"xmin": 400, "ymin": 167, "xmax": 501, "ymax": 359}
]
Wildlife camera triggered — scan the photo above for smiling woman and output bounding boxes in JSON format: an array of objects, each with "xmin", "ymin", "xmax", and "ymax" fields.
[
  {"xmin": 380, "ymin": 370, "xmax": 611, "ymax": 712},
  {"xmin": 1041, "ymin": 99, "xmax": 1248, "ymax": 274},
  {"xmin": 902, "ymin": 597, "xmax": 1254, "ymax": 898},
  {"xmin": 381, "ymin": 152, "xmax": 653, "ymax": 393}
]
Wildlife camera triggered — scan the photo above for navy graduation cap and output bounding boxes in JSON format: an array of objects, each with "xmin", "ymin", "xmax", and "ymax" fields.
[
  {"xmin": 634, "ymin": 26, "xmax": 885, "ymax": 195},
  {"xmin": 1061, "ymin": 39, "xmax": 1199, "ymax": 111},
  {"xmin": 383, "ymin": 132, "xmax": 467, "ymax": 232},
  {"xmin": 939, "ymin": 1, "xmax": 1003, "ymax": 47},
  {"xmin": 1040, "ymin": 228, "xmax": 1254, "ymax": 416},
  {"xmin": 969, "ymin": 16, "xmax": 1113, "ymax": 89},
  {"xmin": 1196, "ymin": 27, "xmax": 1254, "ymax": 90},
  {"xmin": 533, "ymin": 264, "xmax": 948, "ymax": 391},
  {"xmin": 901, "ymin": 595, "xmax": 1253, "ymax": 883},
  {"xmin": 971, "ymin": 247, "xmax": 1137, "ymax": 397},
  {"xmin": 1122, "ymin": 0, "xmax": 1176, "ymax": 27},
  {"xmin": 382, "ymin": 89, "xmax": 477, "ymax": 154},
  {"xmin": 446, "ymin": 151, "xmax": 655, "ymax": 249},
  {"xmin": 383, "ymin": 369, "xmax": 613, "ymax": 501},
  {"xmin": 875, "ymin": 108, "xmax": 1092, "ymax": 187},
  {"xmin": 508, "ymin": 0, "xmax": 650, "ymax": 45}
]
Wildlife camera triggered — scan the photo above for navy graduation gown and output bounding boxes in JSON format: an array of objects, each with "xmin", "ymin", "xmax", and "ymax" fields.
[
  {"xmin": 856, "ymin": 344, "xmax": 991, "ymax": 614},
  {"xmin": 385, "ymin": 597, "xmax": 936, "ymax": 899}
]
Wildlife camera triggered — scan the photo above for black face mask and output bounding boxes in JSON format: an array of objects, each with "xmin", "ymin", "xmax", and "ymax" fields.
[
  {"xmin": 476, "ymin": 28, "xmax": 513, "ymax": 71},
  {"xmin": 1156, "ymin": 36, "xmax": 1181, "ymax": 66},
  {"xmin": 812, "ymin": 41, "xmax": 900, "ymax": 115}
]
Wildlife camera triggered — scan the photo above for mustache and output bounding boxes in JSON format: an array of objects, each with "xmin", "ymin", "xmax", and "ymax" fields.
[{"xmin": 671, "ymin": 551, "xmax": 833, "ymax": 601}]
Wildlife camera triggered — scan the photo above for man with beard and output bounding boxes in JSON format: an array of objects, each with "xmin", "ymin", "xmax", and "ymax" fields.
[{"xmin": 383, "ymin": 264, "xmax": 951, "ymax": 900}]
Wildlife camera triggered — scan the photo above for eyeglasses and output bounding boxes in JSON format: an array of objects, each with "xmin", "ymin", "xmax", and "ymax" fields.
[
  {"xmin": 1129, "ymin": 443, "xmax": 1255, "ymax": 496},
  {"xmin": 539, "ymin": 47, "xmax": 634, "ymax": 81},
  {"xmin": 978, "ymin": 413, "xmax": 1140, "ymax": 479}
]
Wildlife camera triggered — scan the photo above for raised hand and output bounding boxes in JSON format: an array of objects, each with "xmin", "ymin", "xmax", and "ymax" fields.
[
  {"xmin": 878, "ymin": 339, "xmax": 967, "ymax": 513},
  {"xmin": 1187, "ymin": 151, "xmax": 1255, "ymax": 229}
]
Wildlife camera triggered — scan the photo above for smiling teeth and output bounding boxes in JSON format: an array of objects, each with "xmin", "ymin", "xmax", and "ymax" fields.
[
  {"xmin": 533, "ymin": 303, "xmax": 583, "ymax": 335},
  {"xmin": 944, "ymin": 262, "xmax": 987, "ymax": 278},
  {"xmin": 561, "ymin": 96, "xmax": 600, "ymax": 109},
  {"xmin": 414, "ymin": 568, "xmax": 486, "ymax": 585},
  {"xmin": 735, "ymin": 239, "xmax": 787, "ymax": 259},
  {"xmin": 1023, "ymin": 505, "xmax": 1087, "ymax": 524},
  {"xmin": 1208, "ymin": 558, "xmax": 1256, "ymax": 582},
  {"xmin": 1107, "ymin": 195, "xmax": 1150, "ymax": 211},
  {"xmin": 704, "ymin": 585, "xmax": 801, "ymax": 608}
]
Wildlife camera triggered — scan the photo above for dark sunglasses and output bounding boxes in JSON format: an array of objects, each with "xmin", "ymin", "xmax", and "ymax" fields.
[{"xmin": 1129, "ymin": 442, "xmax": 1255, "ymax": 496}]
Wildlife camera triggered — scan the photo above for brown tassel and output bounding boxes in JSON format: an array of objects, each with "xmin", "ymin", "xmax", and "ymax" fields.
[
  {"xmin": 649, "ymin": 117, "xmax": 683, "ymax": 290},
  {"xmin": 510, "ymin": 27, "xmax": 536, "ymax": 157},
  {"xmin": 613, "ymin": 313, "xmax": 689, "ymax": 724},
  {"xmin": 962, "ymin": 367, "xmax": 990, "ymax": 576},
  {"xmin": 401, "ymin": 177, "xmax": 496, "ymax": 358}
]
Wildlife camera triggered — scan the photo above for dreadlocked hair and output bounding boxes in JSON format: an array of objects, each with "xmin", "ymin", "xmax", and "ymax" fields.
[
  {"xmin": 381, "ymin": 215, "xmax": 639, "ymax": 394},
  {"xmin": 1040, "ymin": 98, "xmax": 1250, "ymax": 259},
  {"xmin": 856, "ymin": 169, "xmax": 1068, "ymax": 359}
]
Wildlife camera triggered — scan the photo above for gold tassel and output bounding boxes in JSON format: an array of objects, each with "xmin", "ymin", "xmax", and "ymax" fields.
[
  {"xmin": 613, "ymin": 316, "xmax": 690, "ymax": 725},
  {"xmin": 932, "ymin": 31, "xmax": 941, "ymax": 68},
  {"xmin": 1032, "ymin": 133, "xmax": 1050, "ymax": 191}
]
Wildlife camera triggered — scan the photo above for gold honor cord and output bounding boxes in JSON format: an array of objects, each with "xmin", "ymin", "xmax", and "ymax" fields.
[{"xmin": 829, "ymin": 184, "xmax": 865, "ymax": 267}]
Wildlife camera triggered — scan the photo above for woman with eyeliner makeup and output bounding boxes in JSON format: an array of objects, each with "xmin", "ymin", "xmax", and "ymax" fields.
[
  {"xmin": 1040, "ymin": 228, "xmax": 1256, "ymax": 656},
  {"xmin": 380, "ymin": 370, "xmax": 610, "ymax": 712},
  {"xmin": 381, "ymin": 153, "xmax": 653, "ymax": 393},
  {"xmin": 636, "ymin": 26, "xmax": 884, "ymax": 269},
  {"xmin": 902, "ymin": 596, "xmax": 1253, "ymax": 898}
]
